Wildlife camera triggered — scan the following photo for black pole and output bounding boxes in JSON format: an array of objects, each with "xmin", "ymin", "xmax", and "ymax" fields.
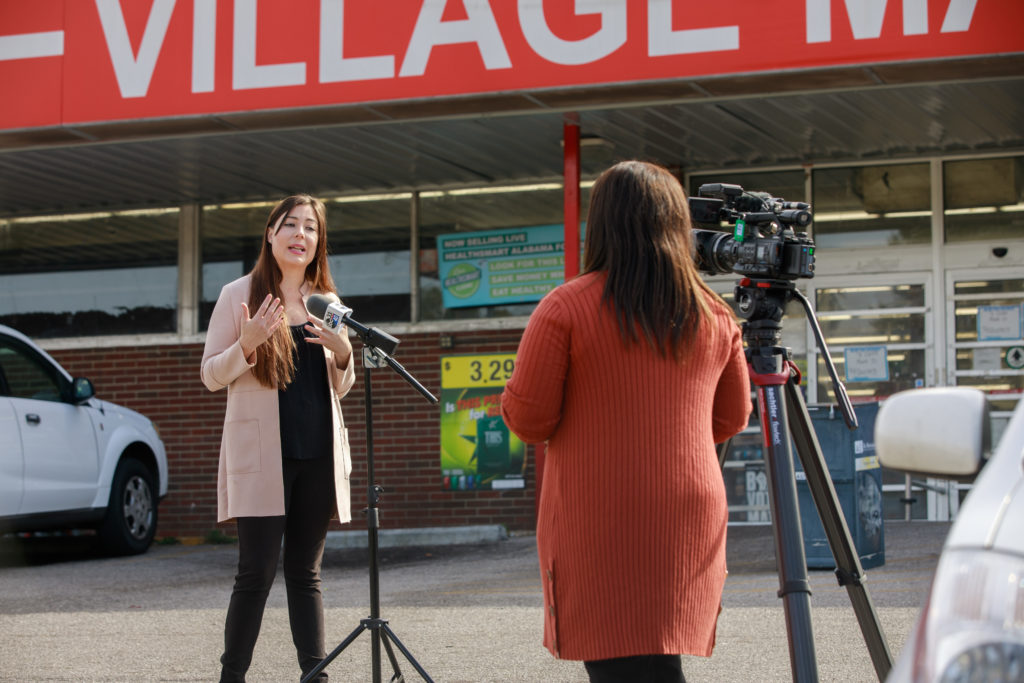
[
  {"xmin": 364, "ymin": 360, "xmax": 384, "ymax": 683},
  {"xmin": 301, "ymin": 344, "xmax": 436, "ymax": 683}
]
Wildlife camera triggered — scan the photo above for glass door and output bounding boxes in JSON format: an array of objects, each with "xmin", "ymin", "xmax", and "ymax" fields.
[
  {"xmin": 946, "ymin": 270, "xmax": 1024, "ymax": 508},
  {"xmin": 807, "ymin": 274, "xmax": 936, "ymax": 521}
]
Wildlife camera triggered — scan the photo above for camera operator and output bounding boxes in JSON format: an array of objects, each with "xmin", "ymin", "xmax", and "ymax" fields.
[{"xmin": 502, "ymin": 160, "xmax": 752, "ymax": 682}]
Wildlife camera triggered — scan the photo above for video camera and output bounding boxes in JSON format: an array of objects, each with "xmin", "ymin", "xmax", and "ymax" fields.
[{"xmin": 688, "ymin": 183, "xmax": 816, "ymax": 281}]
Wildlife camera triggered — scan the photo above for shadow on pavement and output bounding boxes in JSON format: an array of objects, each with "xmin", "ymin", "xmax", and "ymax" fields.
[{"xmin": 0, "ymin": 533, "xmax": 106, "ymax": 567}]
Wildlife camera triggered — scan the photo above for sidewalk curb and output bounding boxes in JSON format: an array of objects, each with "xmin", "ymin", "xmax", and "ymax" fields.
[{"xmin": 325, "ymin": 524, "xmax": 509, "ymax": 549}]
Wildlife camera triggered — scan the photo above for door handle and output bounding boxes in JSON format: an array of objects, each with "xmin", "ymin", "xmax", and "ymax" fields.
[{"xmin": 25, "ymin": 413, "xmax": 41, "ymax": 425}]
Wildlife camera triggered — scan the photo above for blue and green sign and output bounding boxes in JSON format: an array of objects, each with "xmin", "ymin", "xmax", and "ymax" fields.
[{"xmin": 437, "ymin": 224, "xmax": 575, "ymax": 309}]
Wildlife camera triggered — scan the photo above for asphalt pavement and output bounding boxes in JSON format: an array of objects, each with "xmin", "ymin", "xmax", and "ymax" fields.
[{"xmin": 0, "ymin": 520, "xmax": 951, "ymax": 682}]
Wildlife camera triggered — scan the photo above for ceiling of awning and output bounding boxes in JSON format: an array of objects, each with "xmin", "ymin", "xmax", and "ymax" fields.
[{"xmin": 0, "ymin": 56, "xmax": 1021, "ymax": 218}]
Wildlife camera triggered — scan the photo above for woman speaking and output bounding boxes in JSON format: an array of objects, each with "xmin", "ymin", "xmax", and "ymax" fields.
[{"xmin": 201, "ymin": 194, "xmax": 355, "ymax": 682}]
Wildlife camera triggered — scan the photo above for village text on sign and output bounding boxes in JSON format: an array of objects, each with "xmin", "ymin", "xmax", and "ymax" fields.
[{"xmin": 2, "ymin": 0, "xmax": 1021, "ymax": 130}]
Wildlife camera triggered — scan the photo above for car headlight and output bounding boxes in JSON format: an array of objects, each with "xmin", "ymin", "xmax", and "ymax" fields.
[{"xmin": 913, "ymin": 548, "xmax": 1024, "ymax": 682}]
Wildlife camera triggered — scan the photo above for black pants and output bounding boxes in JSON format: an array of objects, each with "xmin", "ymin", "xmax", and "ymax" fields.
[
  {"xmin": 584, "ymin": 655, "xmax": 686, "ymax": 683},
  {"xmin": 220, "ymin": 456, "xmax": 337, "ymax": 683}
]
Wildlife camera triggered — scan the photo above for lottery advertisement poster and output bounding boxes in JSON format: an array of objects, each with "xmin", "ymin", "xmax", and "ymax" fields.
[{"xmin": 440, "ymin": 353, "xmax": 525, "ymax": 491}]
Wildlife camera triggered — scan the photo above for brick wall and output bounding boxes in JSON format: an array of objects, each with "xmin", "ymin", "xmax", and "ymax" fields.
[{"xmin": 50, "ymin": 329, "xmax": 537, "ymax": 540}]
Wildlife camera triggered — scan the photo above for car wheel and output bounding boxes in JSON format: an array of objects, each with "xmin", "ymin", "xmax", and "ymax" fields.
[{"xmin": 98, "ymin": 458, "xmax": 157, "ymax": 555}]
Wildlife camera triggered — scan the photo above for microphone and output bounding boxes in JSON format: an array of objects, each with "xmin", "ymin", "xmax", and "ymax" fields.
[{"xmin": 305, "ymin": 294, "xmax": 400, "ymax": 356}]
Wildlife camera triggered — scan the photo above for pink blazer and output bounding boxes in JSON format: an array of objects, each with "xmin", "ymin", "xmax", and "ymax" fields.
[{"xmin": 200, "ymin": 275, "xmax": 356, "ymax": 523}]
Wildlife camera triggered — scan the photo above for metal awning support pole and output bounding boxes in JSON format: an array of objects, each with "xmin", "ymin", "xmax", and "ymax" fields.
[
  {"xmin": 533, "ymin": 113, "xmax": 582, "ymax": 519},
  {"xmin": 563, "ymin": 112, "xmax": 581, "ymax": 280}
]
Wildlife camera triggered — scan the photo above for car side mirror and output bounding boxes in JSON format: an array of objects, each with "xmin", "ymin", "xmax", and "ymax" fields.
[
  {"xmin": 72, "ymin": 377, "xmax": 95, "ymax": 404},
  {"xmin": 875, "ymin": 387, "xmax": 990, "ymax": 479}
]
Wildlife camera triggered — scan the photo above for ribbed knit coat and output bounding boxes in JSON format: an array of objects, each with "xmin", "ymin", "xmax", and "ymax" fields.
[{"xmin": 501, "ymin": 271, "xmax": 751, "ymax": 662}]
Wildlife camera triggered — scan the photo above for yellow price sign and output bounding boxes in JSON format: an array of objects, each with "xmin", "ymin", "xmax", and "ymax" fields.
[{"xmin": 442, "ymin": 354, "xmax": 517, "ymax": 389}]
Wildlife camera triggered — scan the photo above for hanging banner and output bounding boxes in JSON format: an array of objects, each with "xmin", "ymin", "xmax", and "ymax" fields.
[
  {"xmin": 437, "ymin": 224, "xmax": 570, "ymax": 309},
  {"xmin": 440, "ymin": 353, "xmax": 525, "ymax": 491},
  {"xmin": 3, "ymin": 0, "xmax": 1023, "ymax": 131}
]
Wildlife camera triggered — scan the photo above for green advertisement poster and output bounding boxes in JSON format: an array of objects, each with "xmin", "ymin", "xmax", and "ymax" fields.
[{"xmin": 440, "ymin": 353, "xmax": 525, "ymax": 491}]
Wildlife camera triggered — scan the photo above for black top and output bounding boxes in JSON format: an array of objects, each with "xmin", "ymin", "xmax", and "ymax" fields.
[{"xmin": 278, "ymin": 324, "xmax": 333, "ymax": 460}]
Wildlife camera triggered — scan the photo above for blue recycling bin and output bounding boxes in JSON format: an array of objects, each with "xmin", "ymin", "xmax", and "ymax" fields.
[{"xmin": 796, "ymin": 402, "xmax": 885, "ymax": 570}]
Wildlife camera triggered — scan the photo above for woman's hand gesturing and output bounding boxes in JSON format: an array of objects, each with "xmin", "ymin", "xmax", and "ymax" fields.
[{"xmin": 239, "ymin": 294, "xmax": 284, "ymax": 359}]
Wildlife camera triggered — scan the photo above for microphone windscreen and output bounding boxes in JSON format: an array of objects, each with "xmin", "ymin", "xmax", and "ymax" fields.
[{"xmin": 305, "ymin": 293, "xmax": 332, "ymax": 320}]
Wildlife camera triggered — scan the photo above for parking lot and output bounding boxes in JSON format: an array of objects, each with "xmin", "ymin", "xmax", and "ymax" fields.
[{"xmin": 0, "ymin": 521, "xmax": 950, "ymax": 682}]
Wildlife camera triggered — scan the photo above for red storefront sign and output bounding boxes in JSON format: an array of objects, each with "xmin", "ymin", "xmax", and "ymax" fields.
[{"xmin": 2, "ymin": 0, "xmax": 1021, "ymax": 131}]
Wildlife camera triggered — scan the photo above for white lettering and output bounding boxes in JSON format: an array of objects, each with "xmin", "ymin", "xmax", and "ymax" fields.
[
  {"xmin": 400, "ymin": 0, "xmax": 511, "ymax": 77},
  {"xmin": 319, "ymin": 0, "xmax": 395, "ymax": 82},
  {"xmin": 846, "ymin": 0, "xmax": 889, "ymax": 39},
  {"xmin": 192, "ymin": 0, "xmax": 216, "ymax": 93},
  {"xmin": 806, "ymin": 0, "xmax": 831, "ymax": 43},
  {"xmin": 903, "ymin": 0, "xmax": 928, "ymax": 35},
  {"xmin": 806, "ymin": 0, "xmax": 966, "ymax": 42},
  {"xmin": 0, "ymin": 31, "xmax": 64, "ymax": 61},
  {"xmin": 95, "ymin": 0, "xmax": 175, "ymax": 98},
  {"xmin": 232, "ymin": 0, "xmax": 305, "ymax": 90},
  {"xmin": 648, "ymin": 0, "xmax": 738, "ymax": 56},
  {"xmin": 518, "ymin": 0, "xmax": 626, "ymax": 65},
  {"xmin": 941, "ymin": 0, "xmax": 978, "ymax": 32}
]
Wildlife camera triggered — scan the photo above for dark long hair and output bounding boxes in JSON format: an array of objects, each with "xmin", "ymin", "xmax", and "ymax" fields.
[
  {"xmin": 248, "ymin": 194, "xmax": 336, "ymax": 388},
  {"xmin": 582, "ymin": 160, "xmax": 721, "ymax": 361}
]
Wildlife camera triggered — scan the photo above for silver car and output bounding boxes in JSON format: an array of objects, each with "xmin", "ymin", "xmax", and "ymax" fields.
[
  {"xmin": 876, "ymin": 387, "xmax": 1024, "ymax": 682},
  {"xmin": 0, "ymin": 325, "xmax": 168, "ymax": 555}
]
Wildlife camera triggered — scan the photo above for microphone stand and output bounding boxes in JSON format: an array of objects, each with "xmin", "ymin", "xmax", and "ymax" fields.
[{"xmin": 302, "ymin": 325, "xmax": 438, "ymax": 683}]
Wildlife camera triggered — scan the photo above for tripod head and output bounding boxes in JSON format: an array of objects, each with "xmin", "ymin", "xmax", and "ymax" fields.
[
  {"xmin": 686, "ymin": 182, "xmax": 857, "ymax": 429},
  {"xmin": 735, "ymin": 277, "xmax": 858, "ymax": 430}
]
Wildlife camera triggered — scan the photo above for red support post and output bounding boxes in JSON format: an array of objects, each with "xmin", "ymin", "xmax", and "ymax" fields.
[
  {"xmin": 534, "ymin": 114, "xmax": 582, "ymax": 521},
  {"xmin": 563, "ymin": 113, "xmax": 581, "ymax": 280}
]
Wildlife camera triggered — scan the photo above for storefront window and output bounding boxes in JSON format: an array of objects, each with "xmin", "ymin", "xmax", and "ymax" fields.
[
  {"xmin": 812, "ymin": 163, "xmax": 931, "ymax": 248},
  {"xmin": 200, "ymin": 202, "xmax": 270, "ymax": 330},
  {"xmin": 327, "ymin": 194, "xmax": 414, "ymax": 323},
  {"xmin": 418, "ymin": 184, "xmax": 589, "ymax": 321},
  {"xmin": 944, "ymin": 156, "xmax": 1024, "ymax": 243},
  {"xmin": 201, "ymin": 196, "xmax": 413, "ymax": 329},
  {"xmin": 0, "ymin": 208, "xmax": 179, "ymax": 338}
]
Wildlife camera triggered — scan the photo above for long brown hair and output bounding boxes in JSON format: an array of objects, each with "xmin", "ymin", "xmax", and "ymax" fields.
[
  {"xmin": 248, "ymin": 194, "xmax": 336, "ymax": 388},
  {"xmin": 582, "ymin": 160, "xmax": 722, "ymax": 361}
]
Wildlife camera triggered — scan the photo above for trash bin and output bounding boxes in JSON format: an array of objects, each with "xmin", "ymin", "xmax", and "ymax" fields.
[{"xmin": 796, "ymin": 402, "xmax": 885, "ymax": 570}]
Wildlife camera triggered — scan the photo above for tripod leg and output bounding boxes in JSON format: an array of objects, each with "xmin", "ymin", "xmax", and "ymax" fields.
[
  {"xmin": 301, "ymin": 622, "xmax": 369, "ymax": 683},
  {"xmin": 783, "ymin": 378, "xmax": 893, "ymax": 680},
  {"xmin": 716, "ymin": 437, "xmax": 733, "ymax": 470},
  {"xmin": 756, "ymin": 383, "xmax": 820, "ymax": 682},
  {"xmin": 379, "ymin": 632, "xmax": 405, "ymax": 683},
  {"xmin": 381, "ymin": 623, "xmax": 435, "ymax": 683}
]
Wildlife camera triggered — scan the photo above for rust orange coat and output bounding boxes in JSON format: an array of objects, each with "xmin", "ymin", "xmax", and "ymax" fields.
[{"xmin": 501, "ymin": 272, "xmax": 751, "ymax": 661}]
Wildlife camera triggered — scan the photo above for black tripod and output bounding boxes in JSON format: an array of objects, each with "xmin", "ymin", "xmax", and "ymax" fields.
[
  {"xmin": 302, "ymin": 341, "xmax": 438, "ymax": 683},
  {"xmin": 733, "ymin": 278, "xmax": 893, "ymax": 682}
]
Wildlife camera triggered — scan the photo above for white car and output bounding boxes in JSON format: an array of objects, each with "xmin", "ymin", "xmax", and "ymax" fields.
[
  {"xmin": 876, "ymin": 387, "xmax": 1024, "ymax": 682},
  {"xmin": 0, "ymin": 325, "xmax": 168, "ymax": 555}
]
